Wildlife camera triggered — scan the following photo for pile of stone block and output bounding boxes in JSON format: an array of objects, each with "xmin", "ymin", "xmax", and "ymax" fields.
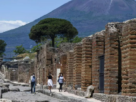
[
  {"xmin": 92, "ymin": 31, "xmax": 105, "ymax": 93},
  {"xmin": 81, "ymin": 37, "xmax": 92, "ymax": 91},
  {"xmin": 121, "ymin": 19, "xmax": 136, "ymax": 96},
  {"xmin": 73, "ymin": 43, "xmax": 82, "ymax": 89}
]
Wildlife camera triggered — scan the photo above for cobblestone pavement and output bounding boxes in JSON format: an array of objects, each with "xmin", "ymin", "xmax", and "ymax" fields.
[
  {"xmin": 3, "ymin": 91, "xmax": 61, "ymax": 102},
  {"xmin": 2, "ymin": 84, "xmax": 62, "ymax": 102},
  {"xmin": 2, "ymin": 83, "xmax": 101, "ymax": 102}
]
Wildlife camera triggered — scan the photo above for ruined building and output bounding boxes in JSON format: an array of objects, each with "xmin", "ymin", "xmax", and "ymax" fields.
[
  {"xmin": 2, "ymin": 18, "xmax": 136, "ymax": 97},
  {"xmin": 33, "ymin": 18, "xmax": 136, "ymax": 96}
]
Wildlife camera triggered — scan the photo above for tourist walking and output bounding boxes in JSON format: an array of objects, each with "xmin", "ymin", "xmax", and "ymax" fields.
[
  {"xmin": 58, "ymin": 73, "xmax": 65, "ymax": 92},
  {"xmin": 30, "ymin": 73, "xmax": 36, "ymax": 93},
  {"xmin": 47, "ymin": 72, "xmax": 53, "ymax": 95}
]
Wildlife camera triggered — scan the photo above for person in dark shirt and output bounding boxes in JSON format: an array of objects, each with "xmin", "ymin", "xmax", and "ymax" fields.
[{"xmin": 47, "ymin": 72, "xmax": 53, "ymax": 95}]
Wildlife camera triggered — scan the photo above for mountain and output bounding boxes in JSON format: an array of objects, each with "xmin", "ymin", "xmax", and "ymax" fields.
[{"xmin": 0, "ymin": 0, "xmax": 136, "ymax": 56}]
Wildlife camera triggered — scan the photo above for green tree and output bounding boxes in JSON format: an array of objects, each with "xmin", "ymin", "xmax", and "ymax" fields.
[
  {"xmin": 55, "ymin": 37, "xmax": 68, "ymax": 47},
  {"xmin": 14, "ymin": 45, "xmax": 26, "ymax": 55},
  {"xmin": 0, "ymin": 39, "xmax": 7, "ymax": 57},
  {"xmin": 31, "ymin": 44, "xmax": 42, "ymax": 52},
  {"xmin": 54, "ymin": 36, "xmax": 82, "ymax": 47},
  {"xmin": 72, "ymin": 36, "xmax": 83, "ymax": 43},
  {"xmin": 29, "ymin": 18, "xmax": 78, "ymax": 47}
]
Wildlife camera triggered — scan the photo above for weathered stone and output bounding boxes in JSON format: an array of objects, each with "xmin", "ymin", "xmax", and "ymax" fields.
[
  {"xmin": 3, "ymin": 83, "xmax": 10, "ymax": 88},
  {"xmin": 0, "ymin": 99, "xmax": 12, "ymax": 102},
  {"xmin": 85, "ymin": 85, "xmax": 94, "ymax": 98},
  {"xmin": 59, "ymin": 101, "xmax": 68, "ymax": 102},
  {"xmin": 4, "ymin": 79, "xmax": 10, "ymax": 83},
  {"xmin": 10, "ymin": 88, "xmax": 20, "ymax": 92},
  {"xmin": 35, "ymin": 100, "xmax": 49, "ymax": 102},
  {"xmin": 1, "ymin": 88, "xmax": 9, "ymax": 93}
]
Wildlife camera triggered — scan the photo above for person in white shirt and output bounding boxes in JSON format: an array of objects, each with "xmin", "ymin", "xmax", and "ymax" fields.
[{"xmin": 58, "ymin": 73, "xmax": 65, "ymax": 92}]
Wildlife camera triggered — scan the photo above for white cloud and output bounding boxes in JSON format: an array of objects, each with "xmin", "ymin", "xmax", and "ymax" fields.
[{"xmin": 0, "ymin": 20, "xmax": 27, "ymax": 33}]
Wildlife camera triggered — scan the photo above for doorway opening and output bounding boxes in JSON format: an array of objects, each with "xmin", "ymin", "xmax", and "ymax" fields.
[{"xmin": 99, "ymin": 55, "xmax": 104, "ymax": 93}]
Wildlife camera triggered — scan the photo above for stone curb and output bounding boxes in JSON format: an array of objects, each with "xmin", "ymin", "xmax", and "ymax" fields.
[
  {"xmin": 0, "ymin": 99, "xmax": 12, "ymax": 102},
  {"xmin": 37, "ymin": 89, "xmax": 91, "ymax": 102},
  {"xmin": 93, "ymin": 93, "xmax": 136, "ymax": 102}
]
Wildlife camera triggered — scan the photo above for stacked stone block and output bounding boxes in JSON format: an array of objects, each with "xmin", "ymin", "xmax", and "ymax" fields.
[
  {"xmin": 81, "ymin": 37, "xmax": 92, "ymax": 91},
  {"xmin": 92, "ymin": 31, "xmax": 105, "ymax": 93},
  {"xmin": 73, "ymin": 43, "xmax": 82, "ymax": 89},
  {"xmin": 104, "ymin": 22, "xmax": 123, "ymax": 94},
  {"xmin": 121, "ymin": 19, "xmax": 136, "ymax": 96},
  {"xmin": 66, "ymin": 50, "xmax": 74, "ymax": 87}
]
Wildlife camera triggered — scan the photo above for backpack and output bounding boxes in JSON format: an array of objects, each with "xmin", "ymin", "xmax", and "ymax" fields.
[{"xmin": 31, "ymin": 76, "xmax": 35, "ymax": 82}]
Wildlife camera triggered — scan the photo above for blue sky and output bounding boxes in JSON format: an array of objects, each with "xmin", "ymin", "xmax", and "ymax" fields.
[{"xmin": 0, "ymin": 0, "xmax": 71, "ymax": 33}]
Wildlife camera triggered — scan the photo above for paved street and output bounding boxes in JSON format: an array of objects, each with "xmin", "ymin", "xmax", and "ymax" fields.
[
  {"xmin": 2, "ymin": 83, "xmax": 101, "ymax": 102},
  {"xmin": 2, "ymin": 84, "xmax": 61, "ymax": 102},
  {"xmin": 3, "ymin": 91, "xmax": 61, "ymax": 102}
]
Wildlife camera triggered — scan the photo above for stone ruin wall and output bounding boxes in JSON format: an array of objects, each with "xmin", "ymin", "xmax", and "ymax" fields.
[
  {"xmin": 73, "ymin": 43, "xmax": 82, "ymax": 89},
  {"xmin": 92, "ymin": 31, "xmax": 105, "ymax": 93},
  {"xmin": 8, "ymin": 68, "xmax": 18, "ymax": 81},
  {"xmin": 66, "ymin": 50, "xmax": 74, "ymax": 87},
  {"xmin": 81, "ymin": 37, "xmax": 92, "ymax": 91},
  {"xmin": 36, "ymin": 44, "xmax": 48, "ymax": 85},
  {"xmin": 33, "ymin": 43, "xmax": 76, "ymax": 86},
  {"xmin": 104, "ymin": 22, "xmax": 123, "ymax": 94},
  {"xmin": 60, "ymin": 54, "xmax": 67, "ymax": 82},
  {"xmin": 63, "ymin": 18, "xmax": 136, "ymax": 96},
  {"xmin": 18, "ymin": 63, "xmax": 30, "ymax": 83},
  {"xmin": 121, "ymin": 20, "xmax": 136, "ymax": 96},
  {"xmin": 28, "ymin": 61, "xmax": 35, "ymax": 82},
  {"xmin": 34, "ymin": 44, "xmax": 58, "ymax": 85},
  {"xmin": 30, "ymin": 18, "xmax": 136, "ymax": 96}
]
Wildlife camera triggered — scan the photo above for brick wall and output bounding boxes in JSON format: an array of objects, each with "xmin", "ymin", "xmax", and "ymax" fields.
[
  {"xmin": 60, "ymin": 54, "xmax": 67, "ymax": 81},
  {"xmin": 92, "ymin": 31, "xmax": 105, "ymax": 93},
  {"xmin": 73, "ymin": 43, "xmax": 82, "ymax": 89},
  {"xmin": 81, "ymin": 37, "xmax": 92, "ymax": 91},
  {"xmin": 66, "ymin": 50, "xmax": 74, "ymax": 87},
  {"xmin": 104, "ymin": 23, "xmax": 123, "ymax": 94},
  {"xmin": 121, "ymin": 20, "xmax": 136, "ymax": 96}
]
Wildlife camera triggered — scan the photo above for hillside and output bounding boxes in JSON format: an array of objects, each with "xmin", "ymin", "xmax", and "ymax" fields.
[{"xmin": 0, "ymin": 0, "xmax": 136, "ymax": 56}]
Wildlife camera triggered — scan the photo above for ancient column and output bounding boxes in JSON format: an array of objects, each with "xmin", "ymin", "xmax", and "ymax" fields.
[
  {"xmin": 121, "ymin": 19, "xmax": 136, "ymax": 96},
  {"xmin": 104, "ymin": 22, "xmax": 123, "ymax": 94},
  {"xmin": 66, "ymin": 50, "xmax": 74, "ymax": 87},
  {"xmin": 81, "ymin": 37, "xmax": 92, "ymax": 91},
  {"xmin": 92, "ymin": 31, "xmax": 105, "ymax": 93},
  {"xmin": 73, "ymin": 43, "xmax": 82, "ymax": 89}
]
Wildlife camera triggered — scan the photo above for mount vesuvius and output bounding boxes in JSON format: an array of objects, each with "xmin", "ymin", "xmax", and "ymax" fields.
[{"xmin": 0, "ymin": 0, "xmax": 136, "ymax": 56}]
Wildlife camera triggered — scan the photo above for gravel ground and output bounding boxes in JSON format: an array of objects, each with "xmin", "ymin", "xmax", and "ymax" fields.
[{"xmin": 2, "ymin": 84, "xmax": 62, "ymax": 102}]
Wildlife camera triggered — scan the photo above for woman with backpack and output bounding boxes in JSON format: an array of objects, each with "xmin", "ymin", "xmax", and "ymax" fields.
[
  {"xmin": 58, "ymin": 73, "xmax": 65, "ymax": 92},
  {"xmin": 47, "ymin": 72, "xmax": 53, "ymax": 95},
  {"xmin": 30, "ymin": 73, "xmax": 36, "ymax": 93}
]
